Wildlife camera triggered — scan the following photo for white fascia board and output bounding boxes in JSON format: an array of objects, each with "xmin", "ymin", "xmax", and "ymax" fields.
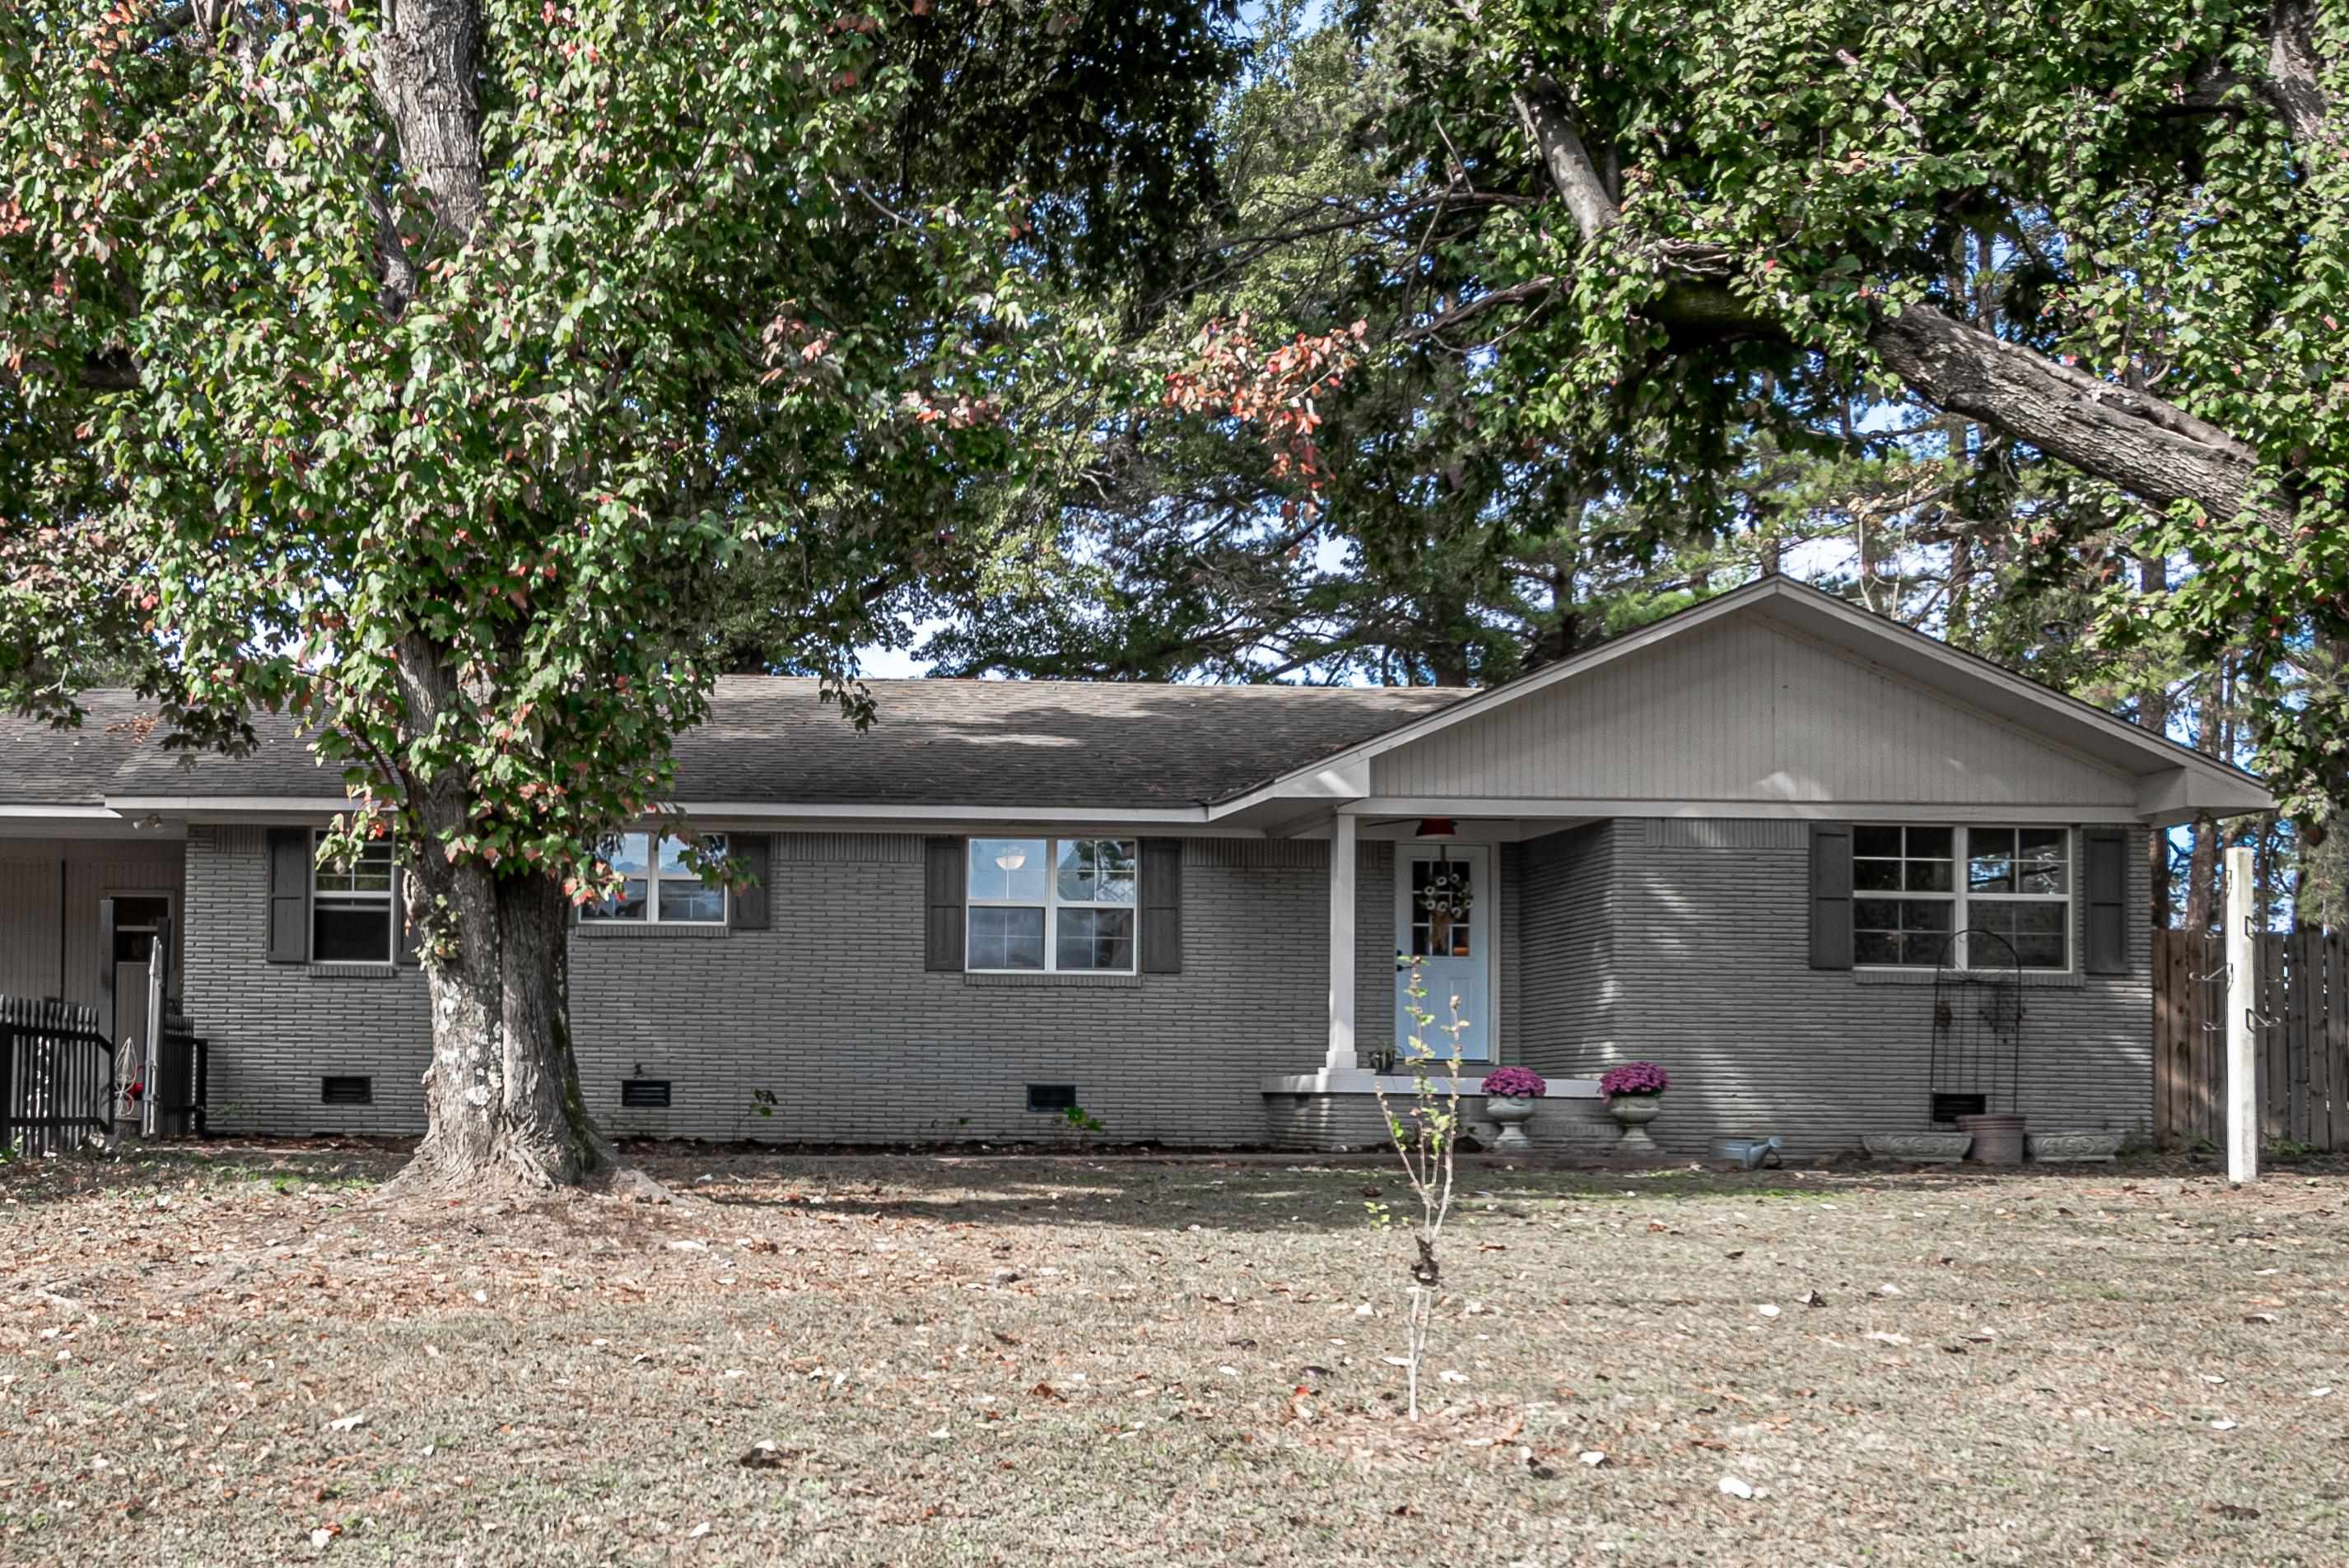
[
  {"xmin": 0, "ymin": 803, "xmax": 124, "ymax": 820},
  {"xmin": 1341, "ymin": 796, "xmax": 2184, "ymax": 825},
  {"xmin": 1203, "ymin": 759, "xmax": 1372, "ymax": 820},
  {"xmin": 106, "ymin": 795, "xmax": 1266, "ymax": 835},
  {"xmin": 673, "ymin": 801, "xmax": 1222, "ymax": 827},
  {"xmin": 104, "ymin": 796, "xmax": 352, "ymax": 817}
]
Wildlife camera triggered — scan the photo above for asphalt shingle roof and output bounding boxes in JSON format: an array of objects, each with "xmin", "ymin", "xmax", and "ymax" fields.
[
  {"xmin": 5, "ymin": 678, "xmax": 1467, "ymax": 810},
  {"xmin": 0, "ymin": 691, "xmax": 177, "ymax": 806}
]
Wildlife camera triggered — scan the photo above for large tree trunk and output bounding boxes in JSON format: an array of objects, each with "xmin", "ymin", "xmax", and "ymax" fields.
[
  {"xmin": 361, "ymin": 2, "xmax": 653, "ymax": 1198},
  {"xmin": 389, "ymin": 633, "xmax": 647, "ymax": 1196},
  {"xmin": 2140, "ymin": 554, "xmax": 2174, "ymax": 930},
  {"xmin": 399, "ymin": 862, "xmax": 608, "ymax": 1192}
]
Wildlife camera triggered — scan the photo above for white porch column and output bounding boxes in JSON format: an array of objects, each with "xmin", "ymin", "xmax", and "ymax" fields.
[
  {"xmin": 2225, "ymin": 846, "xmax": 2258, "ymax": 1184},
  {"xmin": 1326, "ymin": 812, "xmax": 1359, "ymax": 1072}
]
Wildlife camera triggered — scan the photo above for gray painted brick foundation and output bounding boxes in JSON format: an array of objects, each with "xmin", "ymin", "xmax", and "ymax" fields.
[
  {"xmin": 185, "ymin": 826, "xmax": 435, "ymax": 1133},
  {"xmin": 1262, "ymin": 1089, "xmax": 1616, "ymax": 1154}
]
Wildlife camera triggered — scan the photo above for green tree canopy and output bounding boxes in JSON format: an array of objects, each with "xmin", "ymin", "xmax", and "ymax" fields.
[{"xmin": 0, "ymin": 0, "xmax": 1236, "ymax": 1189}]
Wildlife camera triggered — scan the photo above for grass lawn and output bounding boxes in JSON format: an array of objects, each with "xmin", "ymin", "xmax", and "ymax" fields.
[{"xmin": 2, "ymin": 1142, "xmax": 2345, "ymax": 1566}]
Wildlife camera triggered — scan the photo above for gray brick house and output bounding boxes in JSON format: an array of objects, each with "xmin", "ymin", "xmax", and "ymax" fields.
[{"xmin": 1, "ymin": 580, "xmax": 2271, "ymax": 1156}]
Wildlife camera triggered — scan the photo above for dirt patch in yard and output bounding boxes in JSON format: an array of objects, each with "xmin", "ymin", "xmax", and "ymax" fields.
[{"xmin": 2, "ymin": 1143, "xmax": 2345, "ymax": 1566}]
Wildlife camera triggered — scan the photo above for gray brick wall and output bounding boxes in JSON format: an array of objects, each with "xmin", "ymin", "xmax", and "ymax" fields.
[
  {"xmin": 184, "ymin": 826, "xmax": 435, "ymax": 1133},
  {"xmin": 188, "ymin": 829, "xmax": 1389, "ymax": 1146},
  {"xmin": 1510, "ymin": 818, "xmax": 2156, "ymax": 1158},
  {"xmin": 180, "ymin": 818, "xmax": 2158, "ymax": 1156},
  {"xmin": 1517, "ymin": 822, "xmax": 1615, "ymax": 1077},
  {"xmin": 574, "ymin": 833, "xmax": 1352, "ymax": 1145}
]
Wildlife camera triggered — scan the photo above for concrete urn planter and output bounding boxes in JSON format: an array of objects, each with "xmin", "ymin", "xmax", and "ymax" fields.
[
  {"xmin": 1484, "ymin": 1094, "xmax": 1537, "ymax": 1151},
  {"xmin": 1606, "ymin": 1095, "xmax": 1663, "ymax": 1153},
  {"xmin": 1863, "ymin": 1131, "xmax": 1974, "ymax": 1163},
  {"xmin": 2025, "ymin": 1130, "xmax": 2125, "ymax": 1162}
]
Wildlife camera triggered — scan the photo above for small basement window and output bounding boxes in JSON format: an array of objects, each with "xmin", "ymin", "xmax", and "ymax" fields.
[
  {"xmin": 320, "ymin": 1075, "xmax": 374, "ymax": 1106},
  {"xmin": 1932, "ymin": 1091, "xmax": 1987, "ymax": 1124},
  {"xmin": 1026, "ymin": 1083, "xmax": 1078, "ymax": 1114},
  {"xmin": 621, "ymin": 1078, "xmax": 673, "ymax": 1110}
]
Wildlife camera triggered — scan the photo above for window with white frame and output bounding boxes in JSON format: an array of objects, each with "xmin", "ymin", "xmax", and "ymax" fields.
[
  {"xmin": 1853, "ymin": 825, "xmax": 2070, "ymax": 970},
  {"xmin": 967, "ymin": 837, "xmax": 1136, "ymax": 972},
  {"xmin": 313, "ymin": 831, "xmax": 397, "ymax": 962},
  {"xmin": 578, "ymin": 832, "xmax": 729, "ymax": 924}
]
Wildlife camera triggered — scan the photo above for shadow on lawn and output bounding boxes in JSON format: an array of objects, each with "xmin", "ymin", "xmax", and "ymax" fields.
[
  {"xmin": 7, "ymin": 1136, "xmax": 2327, "ymax": 1231},
  {"xmin": 650, "ymin": 1147, "xmax": 2257, "ymax": 1234},
  {"xmin": 0, "ymin": 1139, "xmax": 404, "ymax": 1207}
]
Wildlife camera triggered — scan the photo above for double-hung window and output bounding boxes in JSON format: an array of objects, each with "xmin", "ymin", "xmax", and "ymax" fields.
[
  {"xmin": 1853, "ymin": 825, "xmax": 2070, "ymax": 970},
  {"xmin": 967, "ymin": 837, "xmax": 1136, "ymax": 972},
  {"xmin": 312, "ymin": 831, "xmax": 397, "ymax": 962},
  {"xmin": 578, "ymin": 832, "xmax": 729, "ymax": 924}
]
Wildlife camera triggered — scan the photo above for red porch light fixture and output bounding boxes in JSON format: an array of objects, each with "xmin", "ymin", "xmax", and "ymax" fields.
[{"xmin": 1415, "ymin": 817, "xmax": 1457, "ymax": 840}]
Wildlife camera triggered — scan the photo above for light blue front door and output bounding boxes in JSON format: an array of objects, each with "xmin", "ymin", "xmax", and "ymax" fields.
[{"xmin": 1395, "ymin": 844, "xmax": 1492, "ymax": 1063}]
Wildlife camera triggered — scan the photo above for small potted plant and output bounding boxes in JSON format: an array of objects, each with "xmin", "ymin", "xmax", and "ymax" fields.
[
  {"xmin": 1477, "ymin": 1067, "xmax": 1547, "ymax": 1151},
  {"xmin": 1599, "ymin": 1061, "xmax": 1670, "ymax": 1153}
]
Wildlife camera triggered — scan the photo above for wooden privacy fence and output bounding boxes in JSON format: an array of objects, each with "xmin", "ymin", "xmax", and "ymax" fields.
[
  {"xmin": 2155, "ymin": 928, "xmax": 2349, "ymax": 1152},
  {"xmin": 0, "ymin": 997, "xmax": 117, "ymax": 1158}
]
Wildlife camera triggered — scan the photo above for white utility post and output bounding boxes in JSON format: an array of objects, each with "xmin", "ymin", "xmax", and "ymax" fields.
[
  {"xmin": 1326, "ymin": 812, "xmax": 1358, "ymax": 1072},
  {"xmin": 2225, "ymin": 845, "xmax": 2258, "ymax": 1184}
]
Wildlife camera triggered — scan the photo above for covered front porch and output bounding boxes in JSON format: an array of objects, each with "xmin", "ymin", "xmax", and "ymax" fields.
[{"xmin": 1256, "ymin": 808, "xmax": 1616, "ymax": 1153}]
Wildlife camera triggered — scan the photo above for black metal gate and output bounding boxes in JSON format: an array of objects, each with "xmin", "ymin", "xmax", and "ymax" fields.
[
  {"xmin": 1, "ymin": 998, "xmax": 116, "ymax": 1157},
  {"xmin": 1929, "ymin": 928, "xmax": 2025, "ymax": 1119}
]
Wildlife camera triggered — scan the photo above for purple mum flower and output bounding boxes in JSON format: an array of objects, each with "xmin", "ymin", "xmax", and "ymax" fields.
[{"xmin": 1600, "ymin": 1061, "xmax": 1670, "ymax": 1098}]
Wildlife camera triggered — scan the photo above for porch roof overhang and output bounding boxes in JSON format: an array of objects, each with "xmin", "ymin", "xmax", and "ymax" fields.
[{"xmin": 0, "ymin": 803, "xmax": 185, "ymax": 840}]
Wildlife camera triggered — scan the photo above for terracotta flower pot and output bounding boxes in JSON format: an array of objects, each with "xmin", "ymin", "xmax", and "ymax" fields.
[{"xmin": 1957, "ymin": 1112, "xmax": 2026, "ymax": 1166}]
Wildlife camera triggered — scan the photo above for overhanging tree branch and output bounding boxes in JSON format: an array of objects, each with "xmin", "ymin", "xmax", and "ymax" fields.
[{"xmin": 1507, "ymin": 77, "xmax": 2277, "ymax": 528}]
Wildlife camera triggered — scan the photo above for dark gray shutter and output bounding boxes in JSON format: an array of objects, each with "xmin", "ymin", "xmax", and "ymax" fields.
[
  {"xmin": 266, "ymin": 826, "xmax": 311, "ymax": 963},
  {"xmin": 394, "ymin": 860, "xmax": 422, "ymax": 965},
  {"xmin": 925, "ymin": 837, "xmax": 965, "ymax": 971},
  {"xmin": 1140, "ymin": 838, "xmax": 1183, "ymax": 974},
  {"xmin": 1808, "ymin": 821, "xmax": 1854, "ymax": 970},
  {"xmin": 2082, "ymin": 826, "xmax": 2130, "ymax": 975},
  {"xmin": 730, "ymin": 834, "xmax": 773, "ymax": 931}
]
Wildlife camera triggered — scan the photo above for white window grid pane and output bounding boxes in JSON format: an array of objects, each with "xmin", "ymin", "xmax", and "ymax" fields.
[
  {"xmin": 313, "ymin": 834, "xmax": 395, "ymax": 897},
  {"xmin": 652, "ymin": 833, "xmax": 727, "ymax": 924},
  {"xmin": 968, "ymin": 837, "xmax": 1140, "ymax": 972},
  {"xmin": 578, "ymin": 832, "xmax": 650, "ymax": 922},
  {"xmin": 578, "ymin": 831, "xmax": 727, "ymax": 924},
  {"xmin": 312, "ymin": 831, "xmax": 395, "ymax": 961},
  {"xmin": 1853, "ymin": 826, "xmax": 2071, "ymax": 973}
]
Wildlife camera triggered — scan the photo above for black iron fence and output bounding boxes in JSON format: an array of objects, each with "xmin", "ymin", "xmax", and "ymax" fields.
[{"xmin": 1, "ymin": 998, "xmax": 115, "ymax": 1157}]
